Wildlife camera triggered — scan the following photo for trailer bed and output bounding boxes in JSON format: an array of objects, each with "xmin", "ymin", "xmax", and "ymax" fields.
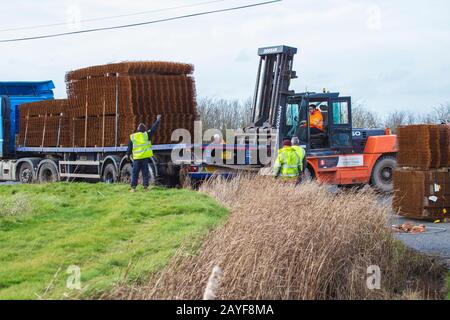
[{"xmin": 15, "ymin": 143, "xmax": 186, "ymax": 153}]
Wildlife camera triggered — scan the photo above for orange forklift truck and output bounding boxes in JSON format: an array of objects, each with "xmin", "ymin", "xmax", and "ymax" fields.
[
  {"xmin": 185, "ymin": 45, "xmax": 397, "ymax": 192},
  {"xmin": 285, "ymin": 91, "xmax": 397, "ymax": 192}
]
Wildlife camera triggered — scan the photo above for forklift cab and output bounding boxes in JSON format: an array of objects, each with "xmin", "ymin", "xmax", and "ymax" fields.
[{"xmin": 283, "ymin": 92, "xmax": 353, "ymax": 154}]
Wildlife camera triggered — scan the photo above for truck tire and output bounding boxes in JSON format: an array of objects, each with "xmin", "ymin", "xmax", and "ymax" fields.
[
  {"xmin": 120, "ymin": 163, "xmax": 132, "ymax": 184},
  {"xmin": 179, "ymin": 166, "xmax": 191, "ymax": 188},
  {"xmin": 102, "ymin": 164, "xmax": 118, "ymax": 183},
  {"xmin": 147, "ymin": 163, "xmax": 156, "ymax": 186},
  {"xmin": 370, "ymin": 156, "xmax": 396, "ymax": 193},
  {"xmin": 119, "ymin": 162, "xmax": 156, "ymax": 185},
  {"xmin": 18, "ymin": 163, "xmax": 34, "ymax": 183},
  {"xmin": 38, "ymin": 162, "xmax": 59, "ymax": 183}
]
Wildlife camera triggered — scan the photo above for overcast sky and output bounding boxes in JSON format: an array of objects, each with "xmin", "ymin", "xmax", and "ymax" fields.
[{"xmin": 0, "ymin": 0, "xmax": 449, "ymax": 116}]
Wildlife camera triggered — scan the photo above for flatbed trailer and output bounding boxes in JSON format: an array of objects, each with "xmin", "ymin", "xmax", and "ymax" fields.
[
  {"xmin": 1, "ymin": 144, "xmax": 186, "ymax": 185},
  {"xmin": 0, "ymin": 81, "xmax": 187, "ymax": 185}
]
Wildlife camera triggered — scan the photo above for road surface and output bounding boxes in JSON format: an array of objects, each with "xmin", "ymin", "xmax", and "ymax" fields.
[{"xmin": 390, "ymin": 215, "xmax": 450, "ymax": 267}]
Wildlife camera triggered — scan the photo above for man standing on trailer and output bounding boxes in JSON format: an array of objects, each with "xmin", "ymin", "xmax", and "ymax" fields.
[
  {"xmin": 273, "ymin": 138, "xmax": 303, "ymax": 184},
  {"xmin": 127, "ymin": 115, "xmax": 161, "ymax": 192}
]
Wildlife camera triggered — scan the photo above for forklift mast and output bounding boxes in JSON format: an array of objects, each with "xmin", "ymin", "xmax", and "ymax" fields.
[{"xmin": 249, "ymin": 45, "xmax": 298, "ymax": 147}]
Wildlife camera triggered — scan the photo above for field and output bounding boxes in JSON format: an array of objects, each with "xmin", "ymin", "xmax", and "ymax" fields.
[
  {"xmin": 112, "ymin": 176, "xmax": 448, "ymax": 300},
  {"xmin": 448, "ymin": 274, "xmax": 450, "ymax": 299},
  {"xmin": 1, "ymin": 178, "xmax": 448, "ymax": 300},
  {"xmin": 0, "ymin": 183, "xmax": 228, "ymax": 299}
]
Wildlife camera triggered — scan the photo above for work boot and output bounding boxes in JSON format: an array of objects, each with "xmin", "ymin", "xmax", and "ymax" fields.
[{"xmin": 130, "ymin": 188, "xmax": 136, "ymax": 193}]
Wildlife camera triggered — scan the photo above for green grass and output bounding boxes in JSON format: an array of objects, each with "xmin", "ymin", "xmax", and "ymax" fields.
[
  {"xmin": 447, "ymin": 273, "xmax": 450, "ymax": 300},
  {"xmin": 0, "ymin": 183, "xmax": 228, "ymax": 299}
]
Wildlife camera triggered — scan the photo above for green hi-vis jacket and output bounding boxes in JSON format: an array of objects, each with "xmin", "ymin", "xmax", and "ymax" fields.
[
  {"xmin": 291, "ymin": 145, "xmax": 306, "ymax": 169},
  {"xmin": 273, "ymin": 146, "xmax": 304, "ymax": 178}
]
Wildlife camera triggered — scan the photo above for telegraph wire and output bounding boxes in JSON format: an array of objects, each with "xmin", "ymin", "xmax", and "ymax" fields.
[
  {"xmin": 0, "ymin": 0, "xmax": 281, "ymax": 43},
  {"xmin": 0, "ymin": 0, "xmax": 229, "ymax": 33}
]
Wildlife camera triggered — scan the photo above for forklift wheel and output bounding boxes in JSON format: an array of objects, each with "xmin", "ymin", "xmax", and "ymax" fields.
[
  {"xmin": 370, "ymin": 156, "xmax": 396, "ymax": 193},
  {"xmin": 303, "ymin": 167, "xmax": 315, "ymax": 182}
]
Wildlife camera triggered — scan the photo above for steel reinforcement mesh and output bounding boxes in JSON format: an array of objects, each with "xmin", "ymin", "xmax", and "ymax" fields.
[
  {"xmin": 18, "ymin": 100, "xmax": 69, "ymax": 147},
  {"xmin": 393, "ymin": 168, "xmax": 450, "ymax": 220},
  {"xmin": 66, "ymin": 75, "xmax": 196, "ymax": 116},
  {"xmin": 396, "ymin": 125, "xmax": 443, "ymax": 169},
  {"xmin": 65, "ymin": 61, "xmax": 194, "ymax": 82},
  {"xmin": 440, "ymin": 125, "xmax": 450, "ymax": 167},
  {"xmin": 18, "ymin": 61, "xmax": 198, "ymax": 147},
  {"xmin": 69, "ymin": 114, "xmax": 197, "ymax": 147}
]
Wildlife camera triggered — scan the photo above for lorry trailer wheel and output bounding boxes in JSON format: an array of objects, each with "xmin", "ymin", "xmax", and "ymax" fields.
[
  {"xmin": 38, "ymin": 162, "xmax": 59, "ymax": 183},
  {"xmin": 102, "ymin": 164, "xmax": 118, "ymax": 183},
  {"xmin": 147, "ymin": 163, "xmax": 156, "ymax": 186},
  {"xmin": 119, "ymin": 162, "xmax": 156, "ymax": 185},
  {"xmin": 18, "ymin": 163, "xmax": 34, "ymax": 183},
  {"xmin": 136, "ymin": 164, "xmax": 156, "ymax": 185},
  {"xmin": 370, "ymin": 156, "xmax": 396, "ymax": 193},
  {"xmin": 120, "ymin": 163, "xmax": 132, "ymax": 184}
]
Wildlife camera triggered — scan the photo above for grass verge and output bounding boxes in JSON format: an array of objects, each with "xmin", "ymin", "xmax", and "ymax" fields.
[
  {"xmin": 0, "ymin": 183, "xmax": 228, "ymax": 299},
  {"xmin": 447, "ymin": 273, "xmax": 450, "ymax": 300}
]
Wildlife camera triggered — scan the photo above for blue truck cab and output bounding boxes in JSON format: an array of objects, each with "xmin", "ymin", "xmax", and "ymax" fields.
[{"xmin": 0, "ymin": 81, "xmax": 55, "ymax": 158}]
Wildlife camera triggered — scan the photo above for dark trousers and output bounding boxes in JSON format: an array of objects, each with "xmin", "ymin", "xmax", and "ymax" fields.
[
  {"xmin": 310, "ymin": 127, "xmax": 323, "ymax": 134},
  {"xmin": 131, "ymin": 158, "xmax": 150, "ymax": 188}
]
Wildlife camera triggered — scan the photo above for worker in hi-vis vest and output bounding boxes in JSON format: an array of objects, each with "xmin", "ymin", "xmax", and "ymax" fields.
[
  {"xmin": 290, "ymin": 136, "xmax": 307, "ymax": 182},
  {"xmin": 273, "ymin": 138, "xmax": 304, "ymax": 184},
  {"xmin": 127, "ymin": 115, "xmax": 161, "ymax": 192}
]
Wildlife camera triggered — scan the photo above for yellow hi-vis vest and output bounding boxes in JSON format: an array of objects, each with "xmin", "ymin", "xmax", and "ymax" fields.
[
  {"xmin": 291, "ymin": 145, "xmax": 306, "ymax": 171},
  {"xmin": 273, "ymin": 146, "xmax": 301, "ymax": 178},
  {"xmin": 130, "ymin": 132, "xmax": 153, "ymax": 160}
]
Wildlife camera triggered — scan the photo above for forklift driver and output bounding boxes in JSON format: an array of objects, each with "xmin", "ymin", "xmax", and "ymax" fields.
[{"xmin": 309, "ymin": 105, "xmax": 323, "ymax": 134}]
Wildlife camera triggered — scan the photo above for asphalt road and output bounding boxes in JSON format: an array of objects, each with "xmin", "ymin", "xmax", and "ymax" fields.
[
  {"xmin": 377, "ymin": 196, "xmax": 450, "ymax": 267},
  {"xmin": 390, "ymin": 215, "xmax": 450, "ymax": 266}
]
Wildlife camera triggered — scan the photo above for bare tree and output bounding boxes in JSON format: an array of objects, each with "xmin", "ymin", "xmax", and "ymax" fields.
[
  {"xmin": 351, "ymin": 103, "xmax": 381, "ymax": 128},
  {"xmin": 406, "ymin": 103, "xmax": 450, "ymax": 125},
  {"xmin": 384, "ymin": 111, "xmax": 408, "ymax": 133},
  {"xmin": 197, "ymin": 97, "xmax": 252, "ymax": 133},
  {"xmin": 384, "ymin": 110, "xmax": 424, "ymax": 132},
  {"xmin": 431, "ymin": 103, "xmax": 450, "ymax": 123}
]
